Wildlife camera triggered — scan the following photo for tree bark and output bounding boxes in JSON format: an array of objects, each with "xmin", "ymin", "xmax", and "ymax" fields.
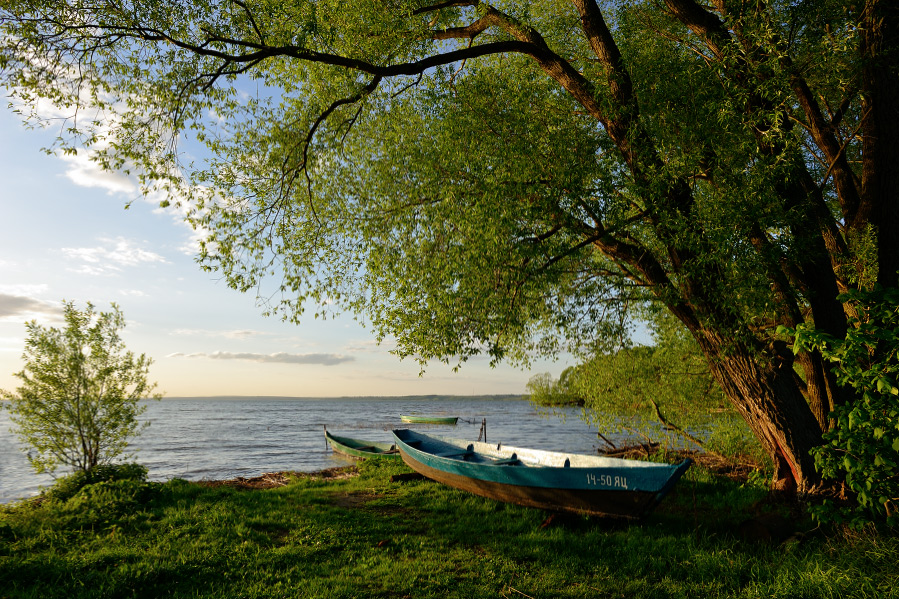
[
  {"xmin": 860, "ymin": 0, "xmax": 899, "ymax": 288},
  {"xmin": 692, "ymin": 330, "xmax": 823, "ymax": 492}
]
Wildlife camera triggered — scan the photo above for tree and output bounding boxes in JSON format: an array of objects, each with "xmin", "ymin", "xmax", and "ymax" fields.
[
  {"xmin": 528, "ymin": 309, "xmax": 729, "ymax": 451},
  {"xmin": 1, "ymin": 302, "xmax": 160, "ymax": 474},
  {"xmin": 1, "ymin": 1, "xmax": 897, "ymax": 491}
]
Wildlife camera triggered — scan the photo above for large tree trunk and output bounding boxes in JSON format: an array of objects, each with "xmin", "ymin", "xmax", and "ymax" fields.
[
  {"xmin": 861, "ymin": 0, "xmax": 899, "ymax": 287},
  {"xmin": 795, "ymin": 349, "xmax": 842, "ymax": 432},
  {"xmin": 693, "ymin": 330, "xmax": 824, "ymax": 493}
]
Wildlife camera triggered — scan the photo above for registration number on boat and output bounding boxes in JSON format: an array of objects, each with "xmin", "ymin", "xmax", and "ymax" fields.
[{"xmin": 585, "ymin": 473, "xmax": 628, "ymax": 489}]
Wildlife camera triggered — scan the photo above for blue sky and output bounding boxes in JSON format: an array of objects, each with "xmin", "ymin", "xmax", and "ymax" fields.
[{"xmin": 0, "ymin": 106, "xmax": 570, "ymax": 397}]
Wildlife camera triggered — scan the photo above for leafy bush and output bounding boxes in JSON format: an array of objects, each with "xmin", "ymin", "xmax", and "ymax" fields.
[
  {"xmin": 63, "ymin": 478, "xmax": 158, "ymax": 526},
  {"xmin": 783, "ymin": 286, "xmax": 899, "ymax": 527},
  {"xmin": 48, "ymin": 463, "xmax": 149, "ymax": 502},
  {"xmin": 31, "ymin": 464, "xmax": 160, "ymax": 530},
  {"xmin": 528, "ymin": 309, "xmax": 731, "ymax": 451}
]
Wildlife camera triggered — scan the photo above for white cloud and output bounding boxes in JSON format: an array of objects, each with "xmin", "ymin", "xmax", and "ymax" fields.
[
  {"xmin": 14, "ymin": 93, "xmax": 208, "ymax": 256},
  {"xmin": 171, "ymin": 328, "xmax": 269, "ymax": 339},
  {"xmin": 167, "ymin": 351, "xmax": 354, "ymax": 365},
  {"xmin": 344, "ymin": 338, "xmax": 388, "ymax": 353},
  {"xmin": 57, "ymin": 145, "xmax": 206, "ymax": 255},
  {"xmin": 0, "ymin": 284, "xmax": 49, "ymax": 297},
  {"xmin": 17, "ymin": 94, "xmax": 139, "ymax": 197},
  {"xmin": 0, "ymin": 336, "xmax": 25, "ymax": 350},
  {"xmin": 0, "ymin": 294, "xmax": 62, "ymax": 323},
  {"xmin": 70, "ymin": 264, "xmax": 112, "ymax": 276},
  {"xmin": 343, "ymin": 336, "xmax": 401, "ymax": 353},
  {"xmin": 223, "ymin": 330, "xmax": 263, "ymax": 339},
  {"xmin": 60, "ymin": 149, "xmax": 138, "ymax": 195},
  {"xmin": 62, "ymin": 236, "xmax": 168, "ymax": 275}
]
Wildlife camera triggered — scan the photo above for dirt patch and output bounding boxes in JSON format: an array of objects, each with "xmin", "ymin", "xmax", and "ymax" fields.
[
  {"xmin": 331, "ymin": 491, "xmax": 384, "ymax": 509},
  {"xmin": 681, "ymin": 451, "xmax": 762, "ymax": 482},
  {"xmin": 198, "ymin": 466, "xmax": 360, "ymax": 490}
]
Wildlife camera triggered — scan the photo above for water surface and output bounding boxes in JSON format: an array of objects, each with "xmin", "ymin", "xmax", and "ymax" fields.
[{"xmin": 1, "ymin": 396, "xmax": 616, "ymax": 503}]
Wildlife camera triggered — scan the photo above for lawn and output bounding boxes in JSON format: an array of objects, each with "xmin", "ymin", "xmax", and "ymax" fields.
[{"xmin": 1, "ymin": 459, "xmax": 896, "ymax": 599}]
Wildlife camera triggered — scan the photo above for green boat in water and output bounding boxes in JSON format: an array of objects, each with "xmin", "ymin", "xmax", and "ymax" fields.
[
  {"xmin": 392, "ymin": 429, "xmax": 691, "ymax": 519},
  {"xmin": 399, "ymin": 415, "xmax": 459, "ymax": 425},
  {"xmin": 324, "ymin": 429, "xmax": 401, "ymax": 460}
]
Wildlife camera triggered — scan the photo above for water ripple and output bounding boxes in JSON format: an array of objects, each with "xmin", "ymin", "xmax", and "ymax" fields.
[{"xmin": 0, "ymin": 396, "xmax": 613, "ymax": 503}]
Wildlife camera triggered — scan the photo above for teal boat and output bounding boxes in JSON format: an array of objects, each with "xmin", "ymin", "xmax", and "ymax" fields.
[
  {"xmin": 399, "ymin": 415, "xmax": 459, "ymax": 425},
  {"xmin": 325, "ymin": 429, "xmax": 401, "ymax": 460},
  {"xmin": 392, "ymin": 429, "xmax": 691, "ymax": 519}
]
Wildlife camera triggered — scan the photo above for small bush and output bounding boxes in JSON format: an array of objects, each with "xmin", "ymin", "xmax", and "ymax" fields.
[
  {"xmin": 784, "ymin": 286, "xmax": 899, "ymax": 527},
  {"xmin": 64, "ymin": 478, "xmax": 157, "ymax": 526},
  {"xmin": 48, "ymin": 463, "xmax": 149, "ymax": 502}
]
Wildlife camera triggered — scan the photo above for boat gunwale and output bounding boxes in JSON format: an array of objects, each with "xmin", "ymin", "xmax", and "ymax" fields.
[
  {"xmin": 399, "ymin": 415, "xmax": 459, "ymax": 424},
  {"xmin": 395, "ymin": 430, "xmax": 683, "ymax": 469}
]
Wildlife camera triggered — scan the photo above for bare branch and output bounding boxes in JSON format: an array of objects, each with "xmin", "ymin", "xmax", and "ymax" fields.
[
  {"xmin": 230, "ymin": 0, "xmax": 266, "ymax": 44},
  {"xmin": 413, "ymin": 1, "xmax": 477, "ymax": 16}
]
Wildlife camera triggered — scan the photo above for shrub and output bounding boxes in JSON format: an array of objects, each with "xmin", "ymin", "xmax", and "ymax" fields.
[
  {"xmin": 48, "ymin": 463, "xmax": 149, "ymax": 503},
  {"xmin": 783, "ymin": 286, "xmax": 899, "ymax": 527}
]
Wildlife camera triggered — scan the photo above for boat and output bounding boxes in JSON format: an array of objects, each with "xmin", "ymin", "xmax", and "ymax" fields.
[
  {"xmin": 399, "ymin": 415, "xmax": 459, "ymax": 425},
  {"xmin": 324, "ymin": 429, "xmax": 402, "ymax": 460},
  {"xmin": 391, "ymin": 429, "xmax": 691, "ymax": 519}
]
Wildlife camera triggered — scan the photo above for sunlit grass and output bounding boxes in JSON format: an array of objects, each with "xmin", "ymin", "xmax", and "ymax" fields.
[{"xmin": 1, "ymin": 459, "xmax": 897, "ymax": 598}]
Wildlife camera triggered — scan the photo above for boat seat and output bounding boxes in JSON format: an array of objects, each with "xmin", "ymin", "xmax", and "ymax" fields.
[
  {"xmin": 434, "ymin": 450, "xmax": 474, "ymax": 459},
  {"xmin": 492, "ymin": 453, "xmax": 519, "ymax": 466}
]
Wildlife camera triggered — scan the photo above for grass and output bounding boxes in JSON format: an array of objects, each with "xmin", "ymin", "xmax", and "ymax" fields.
[{"xmin": 1, "ymin": 459, "xmax": 897, "ymax": 599}]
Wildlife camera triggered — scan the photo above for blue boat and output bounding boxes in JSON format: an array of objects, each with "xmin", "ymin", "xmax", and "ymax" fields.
[{"xmin": 392, "ymin": 429, "xmax": 691, "ymax": 519}]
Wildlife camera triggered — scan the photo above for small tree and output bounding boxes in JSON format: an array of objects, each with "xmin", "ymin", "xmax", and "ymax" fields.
[
  {"xmin": 1, "ymin": 301, "xmax": 160, "ymax": 475},
  {"xmin": 528, "ymin": 309, "xmax": 731, "ymax": 451}
]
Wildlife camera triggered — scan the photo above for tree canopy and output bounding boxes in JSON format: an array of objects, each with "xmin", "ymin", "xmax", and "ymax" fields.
[{"xmin": 2, "ymin": 0, "xmax": 897, "ymax": 491}]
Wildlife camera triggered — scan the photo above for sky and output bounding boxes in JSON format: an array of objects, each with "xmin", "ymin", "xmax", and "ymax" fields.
[{"xmin": 0, "ymin": 106, "xmax": 571, "ymax": 398}]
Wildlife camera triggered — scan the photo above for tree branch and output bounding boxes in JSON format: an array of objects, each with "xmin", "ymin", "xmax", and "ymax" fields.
[
  {"xmin": 663, "ymin": 0, "xmax": 730, "ymax": 60},
  {"xmin": 413, "ymin": 1, "xmax": 477, "ymax": 16}
]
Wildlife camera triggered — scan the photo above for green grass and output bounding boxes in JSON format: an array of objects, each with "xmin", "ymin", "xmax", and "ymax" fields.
[{"xmin": 1, "ymin": 459, "xmax": 897, "ymax": 599}]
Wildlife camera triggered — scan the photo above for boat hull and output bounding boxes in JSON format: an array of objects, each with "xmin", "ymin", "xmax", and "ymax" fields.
[
  {"xmin": 392, "ymin": 429, "xmax": 691, "ymax": 519},
  {"xmin": 404, "ymin": 454, "xmax": 660, "ymax": 518},
  {"xmin": 325, "ymin": 430, "xmax": 401, "ymax": 460}
]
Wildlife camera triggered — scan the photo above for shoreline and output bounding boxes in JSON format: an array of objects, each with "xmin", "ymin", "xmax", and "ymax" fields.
[{"xmin": 196, "ymin": 465, "xmax": 361, "ymax": 490}]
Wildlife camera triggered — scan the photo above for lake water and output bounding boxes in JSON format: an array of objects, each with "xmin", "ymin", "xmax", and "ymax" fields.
[{"xmin": 0, "ymin": 396, "xmax": 615, "ymax": 504}]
